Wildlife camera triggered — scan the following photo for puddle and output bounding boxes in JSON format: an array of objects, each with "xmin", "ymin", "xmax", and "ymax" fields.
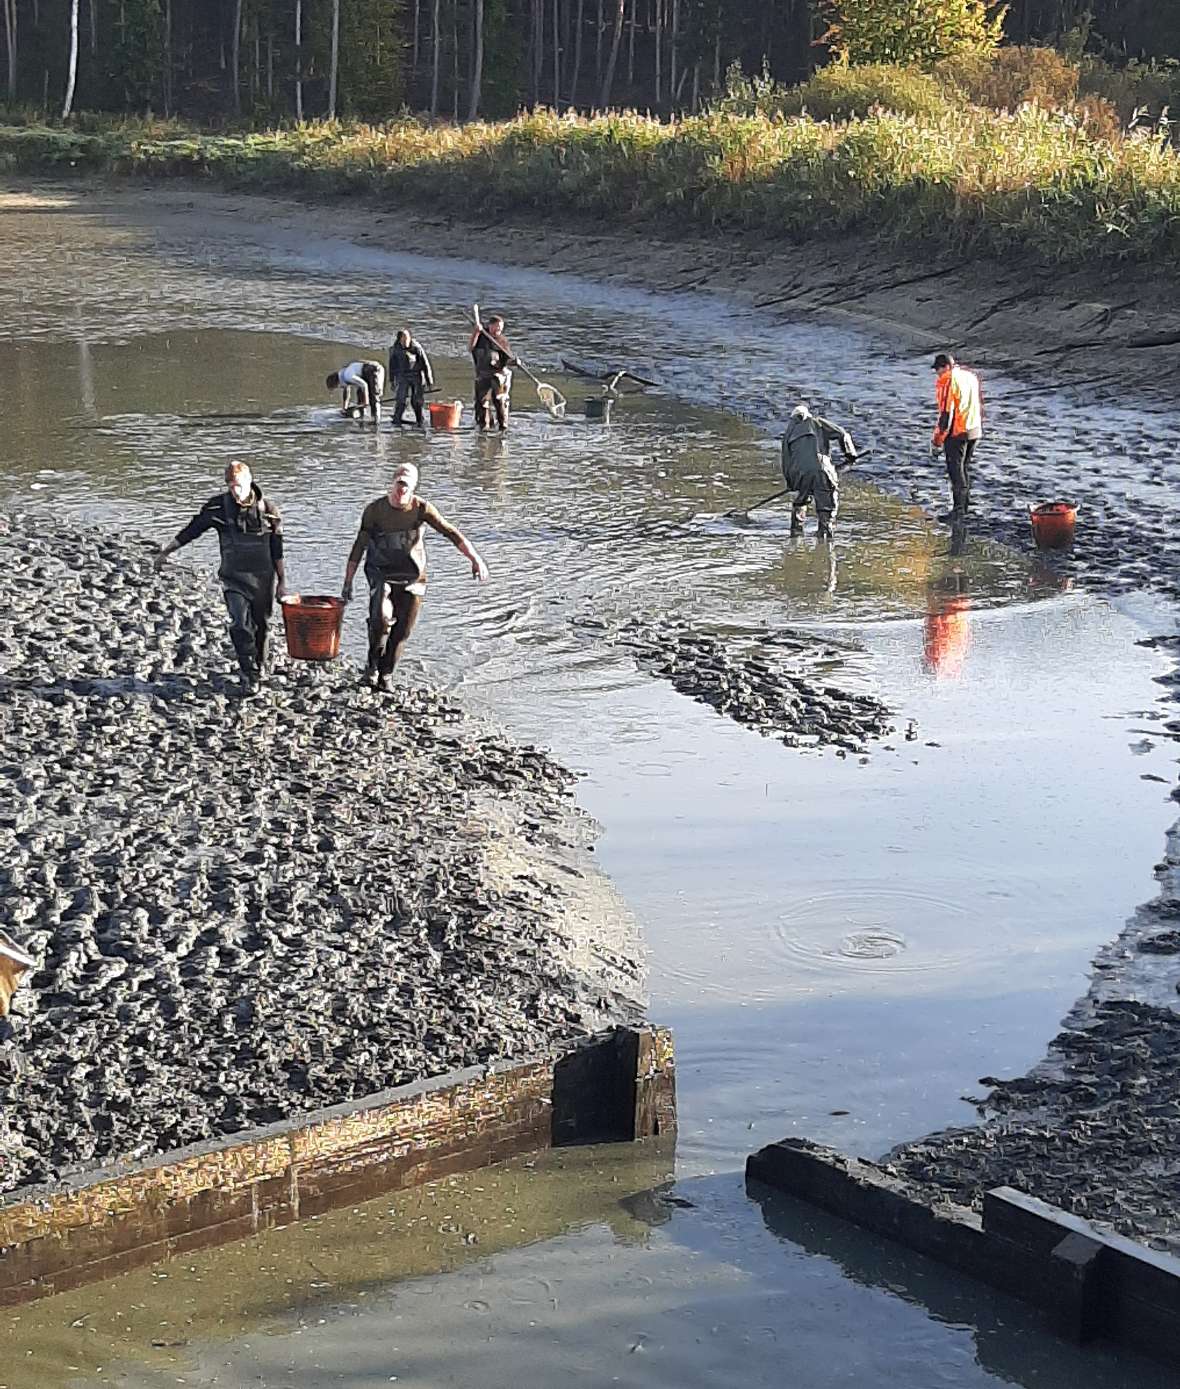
[{"xmin": 1, "ymin": 193, "xmax": 1178, "ymax": 1388}]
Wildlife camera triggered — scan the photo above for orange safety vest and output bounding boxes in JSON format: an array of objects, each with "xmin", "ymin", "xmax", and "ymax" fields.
[{"xmin": 932, "ymin": 365, "xmax": 982, "ymax": 447}]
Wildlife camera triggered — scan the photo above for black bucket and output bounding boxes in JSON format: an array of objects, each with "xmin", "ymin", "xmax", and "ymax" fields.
[{"xmin": 584, "ymin": 396, "xmax": 613, "ymax": 422}]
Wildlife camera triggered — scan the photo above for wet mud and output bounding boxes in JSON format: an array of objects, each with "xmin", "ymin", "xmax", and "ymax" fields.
[
  {"xmin": 579, "ymin": 615, "xmax": 899, "ymax": 755},
  {"xmin": 0, "ymin": 510, "xmax": 641, "ymax": 1195},
  {"xmin": 887, "ymin": 848, "xmax": 1180, "ymax": 1253}
]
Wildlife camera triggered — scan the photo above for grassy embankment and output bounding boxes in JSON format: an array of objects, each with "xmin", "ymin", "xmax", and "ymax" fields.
[{"xmin": 2, "ymin": 53, "xmax": 1179, "ymax": 267}]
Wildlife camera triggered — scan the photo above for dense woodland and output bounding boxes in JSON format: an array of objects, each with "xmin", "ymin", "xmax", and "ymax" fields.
[{"xmin": 1, "ymin": 0, "xmax": 1178, "ymax": 124}]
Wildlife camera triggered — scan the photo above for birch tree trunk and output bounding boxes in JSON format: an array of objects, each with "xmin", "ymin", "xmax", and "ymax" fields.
[
  {"xmin": 467, "ymin": 0, "xmax": 483, "ymax": 118},
  {"xmin": 294, "ymin": 0, "xmax": 303, "ymax": 120},
  {"xmin": 451, "ymin": 0, "xmax": 459, "ymax": 119},
  {"xmin": 552, "ymin": 0, "xmax": 559, "ymax": 106},
  {"xmin": 231, "ymin": 0, "xmax": 242, "ymax": 115},
  {"xmin": 569, "ymin": 0, "xmax": 583, "ymax": 109},
  {"xmin": 654, "ymin": 0, "xmax": 661, "ymax": 105},
  {"xmin": 599, "ymin": 0, "xmax": 623, "ymax": 107},
  {"xmin": 328, "ymin": 0, "xmax": 340, "ymax": 118},
  {"xmin": 669, "ymin": 0, "xmax": 678, "ymax": 108},
  {"xmin": 430, "ymin": 0, "xmax": 440, "ymax": 114},
  {"xmin": 4, "ymin": 0, "xmax": 17, "ymax": 104},
  {"xmin": 163, "ymin": 0, "xmax": 172, "ymax": 115},
  {"xmin": 61, "ymin": 0, "xmax": 79, "ymax": 118},
  {"xmin": 412, "ymin": 0, "xmax": 421, "ymax": 100}
]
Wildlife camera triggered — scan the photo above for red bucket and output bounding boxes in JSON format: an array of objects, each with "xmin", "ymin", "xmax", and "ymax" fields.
[
  {"xmin": 428, "ymin": 400, "xmax": 463, "ymax": 430},
  {"xmin": 281, "ymin": 595, "xmax": 346, "ymax": 661},
  {"xmin": 1030, "ymin": 502, "xmax": 1077, "ymax": 550}
]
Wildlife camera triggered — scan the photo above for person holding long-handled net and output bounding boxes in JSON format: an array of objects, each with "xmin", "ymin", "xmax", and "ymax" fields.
[
  {"xmin": 469, "ymin": 305, "xmax": 516, "ymax": 432},
  {"xmin": 469, "ymin": 304, "xmax": 566, "ymax": 431}
]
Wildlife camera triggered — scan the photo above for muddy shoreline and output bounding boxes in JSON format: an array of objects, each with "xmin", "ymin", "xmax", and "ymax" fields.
[{"xmin": 0, "ymin": 510, "xmax": 642, "ymax": 1196}]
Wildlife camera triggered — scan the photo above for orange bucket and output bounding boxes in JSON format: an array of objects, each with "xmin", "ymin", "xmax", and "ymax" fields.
[
  {"xmin": 428, "ymin": 400, "xmax": 463, "ymax": 430},
  {"xmin": 280, "ymin": 595, "xmax": 346, "ymax": 661},
  {"xmin": 1030, "ymin": 502, "xmax": 1077, "ymax": 550}
]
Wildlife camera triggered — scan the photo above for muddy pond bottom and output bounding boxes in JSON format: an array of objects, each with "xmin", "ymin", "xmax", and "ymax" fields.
[{"xmin": 1, "ymin": 195, "xmax": 1178, "ymax": 1388}]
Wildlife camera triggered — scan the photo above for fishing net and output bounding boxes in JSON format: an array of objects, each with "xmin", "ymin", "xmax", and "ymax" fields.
[{"xmin": 536, "ymin": 382, "xmax": 567, "ymax": 420}]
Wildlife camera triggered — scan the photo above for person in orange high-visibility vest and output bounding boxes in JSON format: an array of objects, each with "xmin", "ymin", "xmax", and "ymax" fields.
[{"xmin": 930, "ymin": 352, "xmax": 982, "ymax": 522}]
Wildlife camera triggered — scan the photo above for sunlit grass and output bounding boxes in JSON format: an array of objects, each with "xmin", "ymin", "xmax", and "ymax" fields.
[{"xmin": 1, "ymin": 99, "xmax": 1178, "ymax": 264}]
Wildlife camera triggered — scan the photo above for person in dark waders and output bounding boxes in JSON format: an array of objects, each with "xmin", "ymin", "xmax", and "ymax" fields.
[
  {"xmin": 930, "ymin": 351, "xmax": 983, "ymax": 523},
  {"xmin": 388, "ymin": 328, "xmax": 435, "ymax": 428},
  {"xmin": 154, "ymin": 461, "xmax": 286, "ymax": 695},
  {"xmin": 781, "ymin": 403, "xmax": 858, "ymax": 541},
  {"xmin": 469, "ymin": 304, "xmax": 516, "ymax": 433},
  {"xmin": 341, "ymin": 463, "xmax": 488, "ymax": 694}
]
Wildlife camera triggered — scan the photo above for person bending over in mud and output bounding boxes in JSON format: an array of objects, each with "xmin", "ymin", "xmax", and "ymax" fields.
[
  {"xmin": 341, "ymin": 463, "xmax": 489, "ymax": 693},
  {"xmin": 781, "ymin": 403, "xmax": 858, "ymax": 541},
  {"xmin": 469, "ymin": 304, "xmax": 517, "ymax": 432},
  {"xmin": 154, "ymin": 461, "xmax": 286, "ymax": 695},
  {"xmin": 388, "ymin": 328, "xmax": 436, "ymax": 428},
  {"xmin": 327, "ymin": 359, "xmax": 385, "ymax": 423}
]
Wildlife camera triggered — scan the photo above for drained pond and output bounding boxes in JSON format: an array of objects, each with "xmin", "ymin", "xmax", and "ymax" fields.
[{"xmin": 1, "ymin": 187, "xmax": 1178, "ymax": 1387}]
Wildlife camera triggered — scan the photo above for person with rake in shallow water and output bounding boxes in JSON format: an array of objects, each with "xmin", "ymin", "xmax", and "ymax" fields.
[
  {"xmin": 781, "ymin": 403, "xmax": 858, "ymax": 541},
  {"xmin": 341, "ymin": 464, "xmax": 489, "ymax": 694}
]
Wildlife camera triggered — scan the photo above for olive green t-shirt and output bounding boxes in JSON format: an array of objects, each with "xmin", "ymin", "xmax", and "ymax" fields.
[{"xmin": 348, "ymin": 495, "xmax": 463, "ymax": 591}]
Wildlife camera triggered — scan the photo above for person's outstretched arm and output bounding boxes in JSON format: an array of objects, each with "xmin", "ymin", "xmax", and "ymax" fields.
[
  {"xmin": 423, "ymin": 502, "xmax": 488, "ymax": 581},
  {"xmin": 154, "ymin": 499, "xmax": 215, "ymax": 569}
]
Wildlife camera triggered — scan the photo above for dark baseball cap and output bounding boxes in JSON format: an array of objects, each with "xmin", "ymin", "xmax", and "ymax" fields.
[{"xmin": 932, "ymin": 352, "xmax": 955, "ymax": 370}]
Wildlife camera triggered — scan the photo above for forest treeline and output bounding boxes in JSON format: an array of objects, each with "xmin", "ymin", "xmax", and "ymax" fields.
[{"xmin": 2, "ymin": 0, "xmax": 1179, "ymax": 125}]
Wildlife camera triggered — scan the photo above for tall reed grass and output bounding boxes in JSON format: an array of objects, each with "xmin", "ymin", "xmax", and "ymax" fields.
[{"xmin": 1, "ymin": 100, "xmax": 1178, "ymax": 265}]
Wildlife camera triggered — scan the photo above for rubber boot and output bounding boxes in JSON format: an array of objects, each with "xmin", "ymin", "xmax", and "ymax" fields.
[
  {"xmin": 817, "ymin": 512, "xmax": 834, "ymax": 542},
  {"xmin": 365, "ymin": 630, "xmax": 384, "ymax": 686},
  {"xmin": 790, "ymin": 507, "xmax": 805, "ymax": 537}
]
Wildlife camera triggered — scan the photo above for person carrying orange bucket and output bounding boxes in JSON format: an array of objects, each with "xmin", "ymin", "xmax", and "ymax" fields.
[
  {"xmin": 154, "ymin": 461, "xmax": 287, "ymax": 696},
  {"xmin": 341, "ymin": 463, "xmax": 489, "ymax": 694},
  {"xmin": 930, "ymin": 352, "xmax": 983, "ymax": 524}
]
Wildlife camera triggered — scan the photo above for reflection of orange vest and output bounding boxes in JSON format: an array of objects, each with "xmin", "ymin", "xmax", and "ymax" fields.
[
  {"xmin": 933, "ymin": 367, "xmax": 982, "ymax": 446},
  {"xmin": 923, "ymin": 597, "xmax": 971, "ymax": 679}
]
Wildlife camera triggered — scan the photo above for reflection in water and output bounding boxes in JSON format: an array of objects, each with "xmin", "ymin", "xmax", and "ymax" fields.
[
  {"xmin": 923, "ymin": 573, "xmax": 973, "ymax": 681},
  {"xmin": 747, "ymin": 1179, "xmax": 1168, "ymax": 1388}
]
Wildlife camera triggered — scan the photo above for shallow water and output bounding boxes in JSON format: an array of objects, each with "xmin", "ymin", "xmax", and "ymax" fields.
[{"xmin": 1, "ymin": 189, "xmax": 1178, "ymax": 1386}]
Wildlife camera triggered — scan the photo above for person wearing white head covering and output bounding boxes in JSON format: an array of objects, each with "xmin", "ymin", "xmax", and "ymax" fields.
[
  {"xmin": 341, "ymin": 463, "xmax": 488, "ymax": 693},
  {"xmin": 780, "ymin": 402, "xmax": 858, "ymax": 541}
]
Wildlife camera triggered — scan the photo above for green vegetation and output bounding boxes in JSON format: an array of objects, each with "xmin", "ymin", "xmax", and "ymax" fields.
[
  {"xmin": 822, "ymin": 0, "xmax": 1007, "ymax": 67},
  {"xmin": 3, "ymin": 69, "xmax": 1179, "ymax": 267}
]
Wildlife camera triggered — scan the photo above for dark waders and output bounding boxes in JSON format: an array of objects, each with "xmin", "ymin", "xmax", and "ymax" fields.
[
  {"xmin": 218, "ymin": 511, "xmax": 276, "ymax": 684},
  {"xmin": 363, "ymin": 520, "xmax": 426, "ymax": 677},
  {"xmin": 944, "ymin": 436, "xmax": 976, "ymax": 518},
  {"xmin": 393, "ymin": 375, "xmax": 426, "ymax": 427}
]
